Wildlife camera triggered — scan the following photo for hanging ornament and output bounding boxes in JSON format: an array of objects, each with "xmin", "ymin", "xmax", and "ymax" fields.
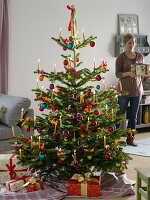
[
  {"xmin": 104, "ymin": 153, "xmax": 111, "ymax": 159},
  {"xmin": 80, "ymin": 133, "xmax": 86, "ymax": 138},
  {"xmin": 84, "ymin": 107, "xmax": 91, "ymax": 113},
  {"xmin": 67, "ymin": 43, "xmax": 74, "ymax": 49},
  {"xmin": 72, "ymin": 138, "xmax": 76, "ymax": 142},
  {"xmin": 39, "ymin": 75, "xmax": 44, "ymax": 81},
  {"xmin": 96, "ymin": 75, "xmax": 102, "ymax": 81},
  {"xmin": 94, "ymin": 110, "xmax": 100, "ymax": 115},
  {"xmin": 57, "ymin": 160, "xmax": 63, "ymax": 164},
  {"xmin": 62, "ymin": 131, "xmax": 69, "ymax": 137},
  {"xmin": 39, "ymin": 107, "xmax": 44, "ymax": 111},
  {"xmin": 37, "ymin": 128, "xmax": 42, "ymax": 133},
  {"xmin": 96, "ymin": 85, "xmax": 101, "ymax": 90},
  {"xmin": 56, "ymin": 89, "xmax": 61, "ymax": 93},
  {"xmin": 108, "ymin": 127, "xmax": 114, "ymax": 132},
  {"xmin": 128, "ymin": 135, "xmax": 134, "ymax": 141},
  {"xmin": 25, "ymin": 127, "xmax": 30, "ymax": 132},
  {"xmin": 80, "ymin": 125, "xmax": 87, "ymax": 130},
  {"xmin": 87, "ymin": 155, "xmax": 92, "ymax": 160},
  {"xmin": 63, "ymin": 47, "xmax": 67, "ymax": 51},
  {"xmin": 87, "ymin": 89, "xmax": 92, "ymax": 94},
  {"xmin": 51, "ymin": 119, "xmax": 57, "ymax": 125},
  {"xmin": 76, "ymin": 114, "xmax": 83, "ymax": 120},
  {"xmin": 86, "ymin": 136, "xmax": 92, "ymax": 141},
  {"xmin": 51, "ymin": 105, "xmax": 57, "ymax": 111},
  {"xmin": 91, "ymin": 122, "xmax": 97, "ymax": 126},
  {"xmin": 39, "ymin": 154, "xmax": 46, "ymax": 159},
  {"xmin": 63, "ymin": 60, "xmax": 69, "ymax": 65},
  {"xmin": 64, "ymin": 138, "xmax": 68, "ymax": 142},
  {"xmin": 75, "ymin": 57, "xmax": 79, "ymax": 62},
  {"xmin": 120, "ymin": 166, "xmax": 125, "ymax": 171},
  {"xmin": 69, "ymin": 116, "xmax": 74, "ymax": 120},
  {"xmin": 107, "ymin": 102, "xmax": 112, "ymax": 106},
  {"xmin": 90, "ymin": 41, "xmax": 95, "ymax": 47},
  {"xmin": 49, "ymin": 84, "xmax": 54, "ymax": 90},
  {"xmin": 40, "ymin": 103, "xmax": 47, "ymax": 109},
  {"xmin": 68, "ymin": 93, "xmax": 74, "ymax": 98}
]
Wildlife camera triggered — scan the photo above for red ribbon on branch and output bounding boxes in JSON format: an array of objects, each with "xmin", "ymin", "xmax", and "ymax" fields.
[{"xmin": 66, "ymin": 5, "xmax": 75, "ymax": 32}]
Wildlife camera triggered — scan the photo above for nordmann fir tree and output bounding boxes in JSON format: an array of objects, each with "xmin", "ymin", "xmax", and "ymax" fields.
[{"xmin": 11, "ymin": 5, "xmax": 131, "ymax": 181}]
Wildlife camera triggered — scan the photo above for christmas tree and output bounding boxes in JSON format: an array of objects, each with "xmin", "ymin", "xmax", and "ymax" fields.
[{"xmin": 12, "ymin": 5, "xmax": 131, "ymax": 181}]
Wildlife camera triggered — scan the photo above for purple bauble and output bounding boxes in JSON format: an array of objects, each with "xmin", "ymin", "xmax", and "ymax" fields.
[
  {"xmin": 96, "ymin": 75, "xmax": 102, "ymax": 81},
  {"xmin": 37, "ymin": 128, "xmax": 42, "ymax": 133},
  {"xmin": 62, "ymin": 131, "xmax": 69, "ymax": 137},
  {"xmin": 49, "ymin": 84, "xmax": 54, "ymax": 90},
  {"xmin": 30, "ymin": 168, "xmax": 36, "ymax": 174}
]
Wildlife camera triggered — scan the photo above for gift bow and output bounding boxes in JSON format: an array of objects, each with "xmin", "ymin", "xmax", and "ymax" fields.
[
  {"xmin": 23, "ymin": 177, "xmax": 37, "ymax": 187},
  {"xmin": 71, "ymin": 172, "xmax": 98, "ymax": 183}
]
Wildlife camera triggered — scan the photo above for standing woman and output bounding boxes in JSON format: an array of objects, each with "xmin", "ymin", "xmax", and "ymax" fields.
[{"xmin": 115, "ymin": 33, "xmax": 143, "ymax": 146}]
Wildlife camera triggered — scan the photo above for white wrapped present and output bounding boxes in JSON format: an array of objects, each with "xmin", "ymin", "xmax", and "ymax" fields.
[
  {"xmin": 6, "ymin": 178, "xmax": 25, "ymax": 192},
  {"xmin": 0, "ymin": 154, "xmax": 28, "ymax": 184}
]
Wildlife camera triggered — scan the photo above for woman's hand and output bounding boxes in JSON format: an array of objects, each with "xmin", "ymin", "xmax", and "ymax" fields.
[{"xmin": 122, "ymin": 71, "xmax": 137, "ymax": 78}]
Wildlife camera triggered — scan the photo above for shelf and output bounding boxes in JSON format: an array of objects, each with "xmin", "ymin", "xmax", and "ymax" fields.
[{"xmin": 136, "ymin": 123, "xmax": 150, "ymax": 128}]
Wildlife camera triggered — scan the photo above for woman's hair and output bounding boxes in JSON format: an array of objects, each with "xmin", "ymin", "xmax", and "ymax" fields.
[{"xmin": 123, "ymin": 34, "xmax": 135, "ymax": 43}]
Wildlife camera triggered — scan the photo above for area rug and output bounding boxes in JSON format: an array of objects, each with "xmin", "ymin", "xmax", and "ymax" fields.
[
  {"xmin": 0, "ymin": 172, "xmax": 135, "ymax": 199},
  {"xmin": 123, "ymin": 137, "xmax": 150, "ymax": 157}
]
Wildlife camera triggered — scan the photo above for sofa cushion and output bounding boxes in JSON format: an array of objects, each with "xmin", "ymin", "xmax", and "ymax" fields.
[
  {"xmin": 0, "ymin": 124, "xmax": 22, "ymax": 140},
  {"xmin": 0, "ymin": 94, "xmax": 31, "ymax": 127},
  {"xmin": 0, "ymin": 105, "xmax": 6, "ymax": 119}
]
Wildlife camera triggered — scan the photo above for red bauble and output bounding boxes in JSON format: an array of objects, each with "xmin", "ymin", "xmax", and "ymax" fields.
[
  {"xmin": 104, "ymin": 153, "xmax": 111, "ymax": 159},
  {"xmin": 90, "ymin": 41, "xmax": 95, "ymax": 47},
  {"xmin": 39, "ymin": 107, "xmax": 44, "ymax": 111},
  {"xmin": 85, "ymin": 100, "xmax": 92, "ymax": 105},
  {"xmin": 80, "ymin": 125, "xmax": 87, "ymax": 130},
  {"xmin": 69, "ymin": 116, "xmax": 74, "ymax": 120},
  {"xmin": 25, "ymin": 127, "xmax": 30, "ymax": 132},
  {"xmin": 57, "ymin": 160, "xmax": 62, "ymax": 164},
  {"xmin": 63, "ymin": 60, "xmax": 69, "ymax": 65},
  {"xmin": 94, "ymin": 110, "xmax": 100, "ymax": 115},
  {"xmin": 73, "ymin": 164, "xmax": 77, "ymax": 168},
  {"xmin": 51, "ymin": 105, "xmax": 57, "ymax": 111},
  {"xmin": 63, "ymin": 47, "xmax": 67, "ymax": 51},
  {"xmin": 129, "ymin": 135, "xmax": 134, "ymax": 141},
  {"xmin": 91, "ymin": 122, "xmax": 97, "ymax": 126},
  {"xmin": 68, "ymin": 93, "xmax": 74, "ymax": 98},
  {"xmin": 87, "ymin": 89, "xmax": 92, "ymax": 94},
  {"xmin": 108, "ymin": 127, "xmax": 114, "ymax": 132}
]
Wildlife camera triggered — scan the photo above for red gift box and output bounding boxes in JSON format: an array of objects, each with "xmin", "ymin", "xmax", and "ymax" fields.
[
  {"xmin": 67, "ymin": 175, "xmax": 100, "ymax": 197},
  {"xmin": 25, "ymin": 179, "xmax": 44, "ymax": 192}
]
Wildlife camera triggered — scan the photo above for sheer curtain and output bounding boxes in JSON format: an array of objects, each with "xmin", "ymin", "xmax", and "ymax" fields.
[{"xmin": 0, "ymin": 0, "xmax": 8, "ymax": 94}]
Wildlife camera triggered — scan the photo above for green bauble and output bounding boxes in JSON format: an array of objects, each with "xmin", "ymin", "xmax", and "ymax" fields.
[
  {"xmin": 72, "ymin": 138, "xmax": 77, "ymax": 142},
  {"xmin": 87, "ymin": 155, "xmax": 92, "ymax": 160}
]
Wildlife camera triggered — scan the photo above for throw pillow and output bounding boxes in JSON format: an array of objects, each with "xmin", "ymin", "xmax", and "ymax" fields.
[{"xmin": 0, "ymin": 93, "xmax": 31, "ymax": 127}]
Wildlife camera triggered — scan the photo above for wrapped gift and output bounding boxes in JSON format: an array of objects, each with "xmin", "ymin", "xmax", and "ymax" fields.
[
  {"xmin": 25, "ymin": 177, "xmax": 44, "ymax": 192},
  {"xmin": 131, "ymin": 64, "xmax": 150, "ymax": 76},
  {"xmin": 67, "ymin": 173, "xmax": 100, "ymax": 197},
  {"xmin": 6, "ymin": 176, "xmax": 29, "ymax": 192},
  {"xmin": 0, "ymin": 154, "xmax": 28, "ymax": 184}
]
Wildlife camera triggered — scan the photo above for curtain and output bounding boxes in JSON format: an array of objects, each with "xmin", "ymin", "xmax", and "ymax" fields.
[{"xmin": 0, "ymin": 0, "xmax": 8, "ymax": 94}]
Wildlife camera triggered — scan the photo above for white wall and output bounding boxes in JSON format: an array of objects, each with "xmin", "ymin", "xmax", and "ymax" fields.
[{"xmin": 8, "ymin": 0, "xmax": 150, "ymax": 112}]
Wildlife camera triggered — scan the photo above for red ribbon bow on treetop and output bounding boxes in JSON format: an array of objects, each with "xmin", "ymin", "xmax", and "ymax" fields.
[{"xmin": 66, "ymin": 5, "xmax": 75, "ymax": 32}]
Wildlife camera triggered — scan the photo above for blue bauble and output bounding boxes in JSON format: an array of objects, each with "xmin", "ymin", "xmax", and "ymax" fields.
[
  {"xmin": 39, "ymin": 154, "xmax": 46, "ymax": 159},
  {"xmin": 96, "ymin": 85, "xmax": 101, "ymax": 90},
  {"xmin": 86, "ymin": 136, "xmax": 92, "ymax": 141},
  {"xmin": 67, "ymin": 43, "xmax": 74, "ymax": 49},
  {"xmin": 40, "ymin": 103, "xmax": 47, "ymax": 109},
  {"xmin": 107, "ymin": 102, "xmax": 112, "ymax": 106}
]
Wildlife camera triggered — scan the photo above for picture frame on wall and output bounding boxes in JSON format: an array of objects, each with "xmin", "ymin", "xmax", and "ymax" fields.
[{"xmin": 118, "ymin": 14, "xmax": 139, "ymax": 35}]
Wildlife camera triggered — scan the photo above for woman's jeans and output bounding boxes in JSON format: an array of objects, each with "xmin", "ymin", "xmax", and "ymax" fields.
[{"xmin": 116, "ymin": 96, "xmax": 141, "ymax": 130}]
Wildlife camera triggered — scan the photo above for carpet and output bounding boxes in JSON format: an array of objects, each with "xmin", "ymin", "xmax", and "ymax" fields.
[{"xmin": 123, "ymin": 137, "xmax": 150, "ymax": 157}]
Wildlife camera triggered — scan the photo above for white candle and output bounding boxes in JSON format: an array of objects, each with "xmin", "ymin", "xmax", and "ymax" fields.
[
  {"xmin": 39, "ymin": 136, "xmax": 41, "ymax": 149},
  {"xmin": 12, "ymin": 127, "xmax": 15, "ymax": 137},
  {"xmin": 20, "ymin": 108, "xmax": 24, "ymax": 121},
  {"xmin": 40, "ymin": 85, "xmax": 44, "ymax": 97},
  {"xmin": 59, "ymin": 28, "xmax": 62, "ymax": 39},
  {"xmin": 36, "ymin": 79, "xmax": 39, "ymax": 88},
  {"xmin": 54, "ymin": 63, "xmax": 57, "ymax": 75},
  {"xmin": 19, "ymin": 149, "xmax": 22, "ymax": 159},
  {"xmin": 82, "ymin": 29, "xmax": 85, "ymax": 41},
  {"xmin": 38, "ymin": 59, "xmax": 40, "ymax": 71},
  {"xmin": 104, "ymin": 136, "xmax": 106, "ymax": 148},
  {"xmin": 31, "ymin": 136, "xmax": 33, "ymax": 148},
  {"xmin": 93, "ymin": 58, "xmax": 96, "ymax": 69}
]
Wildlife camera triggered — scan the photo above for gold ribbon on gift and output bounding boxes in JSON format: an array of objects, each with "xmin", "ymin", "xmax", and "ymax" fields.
[{"xmin": 71, "ymin": 172, "xmax": 99, "ymax": 196}]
